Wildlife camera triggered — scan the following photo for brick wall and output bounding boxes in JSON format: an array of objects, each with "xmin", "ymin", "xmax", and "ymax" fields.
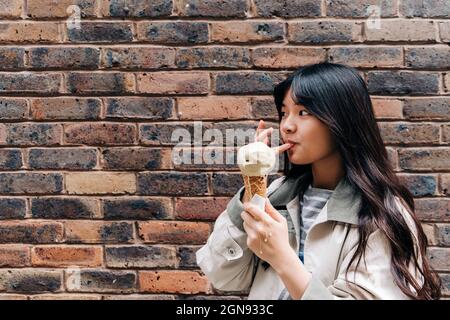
[{"xmin": 0, "ymin": 0, "xmax": 448, "ymax": 300}]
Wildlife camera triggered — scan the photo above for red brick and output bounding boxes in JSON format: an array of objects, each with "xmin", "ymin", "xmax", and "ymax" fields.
[
  {"xmin": 31, "ymin": 246, "xmax": 103, "ymax": 267},
  {"xmin": 0, "ymin": 0, "xmax": 23, "ymax": 18},
  {"xmin": 177, "ymin": 97, "xmax": 251, "ymax": 120},
  {"xmin": 0, "ymin": 245, "xmax": 30, "ymax": 267},
  {"xmin": 0, "ymin": 73, "xmax": 61, "ymax": 94},
  {"xmin": 371, "ymin": 99, "xmax": 403, "ymax": 119},
  {"xmin": 365, "ymin": 20, "xmax": 436, "ymax": 42},
  {"xmin": 175, "ymin": 0, "xmax": 248, "ymax": 17},
  {"xmin": 288, "ymin": 21, "xmax": 362, "ymax": 43},
  {"xmin": 441, "ymin": 174, "xmax": 450, "ymax": 196},
  {"xmin": 176, "ymin": 47, "xmax": 251, "ymax": 69},
  {"xmin": 137, "ymin": 221, "xmax": 210, "ymax": 244},
  {"xmin": 102, "ymin": 47, "xmax": 175, "ymax": 69},
  {"xmin": 29, "ymin": 294, "xmax": 102, "ymax": 300},
  {"xmin": 65, "ymin": 221, "xmax": 134, "ymax": 243},
  {"xmin": 31, "ymin": 98, "xmax": 101, "ymax": 120},
  {"xmin": 0, "ymin": 22, "xmax": 61, "ymax": 43},
  {"xmin": 139, "ymin": 271, "xmax": 210, "ymax": 294},
  {"xmin": 137, "ymin": 72, "xmax": 209, "ymax": 94},
  {"xmin": 211, "ymin": 21, "xmax": 284, "ymax": 43},
  {"xmin": 0, "ymin": 172, "xmax": 63, "ymax": 194},
  {"xmin": 252, "ymin": 47, "xmax": 327, "ymax": 68},
  {"xmin": 27, "ymin": 0, "xmax": 99, "ymax": 18},
  {"xmin": 175, "ymin": 197, "xmax": 230, "ymax": 221}
]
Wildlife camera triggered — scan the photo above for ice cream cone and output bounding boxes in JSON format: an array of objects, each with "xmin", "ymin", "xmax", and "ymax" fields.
[{"xmin": 242, "ymin": 175, "xmax": 267, "ymax": 198}]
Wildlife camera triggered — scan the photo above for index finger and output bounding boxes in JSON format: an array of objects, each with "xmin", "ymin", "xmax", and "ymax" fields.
[{"xmin": 273, "ymin": 142, "xmax": 294, "ymax": 154}]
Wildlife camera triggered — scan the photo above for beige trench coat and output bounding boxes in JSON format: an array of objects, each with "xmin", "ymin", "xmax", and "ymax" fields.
[{"xmin": 196, "ymin": 175, "xmax": 424, "ymax": 300}]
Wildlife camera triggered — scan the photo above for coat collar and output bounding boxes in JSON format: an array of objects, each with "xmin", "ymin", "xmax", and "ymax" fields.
[{"xmin": 268, "ymin": 173, "xmax": 361, "ymax": 225}]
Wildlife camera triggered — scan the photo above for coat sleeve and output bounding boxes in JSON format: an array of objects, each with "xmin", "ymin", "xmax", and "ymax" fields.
[
  {"xmin": 196, "ymin": 177, "xmax": 285, "ymax": 292},
  {"xmin": 301, "ymin": 197, "xmax": 424, "ymax": 300}
]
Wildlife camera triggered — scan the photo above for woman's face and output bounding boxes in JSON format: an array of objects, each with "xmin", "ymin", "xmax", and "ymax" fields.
[{"xmin": 280, "ymin": 88, "xmax": 338, "ymax": 165}]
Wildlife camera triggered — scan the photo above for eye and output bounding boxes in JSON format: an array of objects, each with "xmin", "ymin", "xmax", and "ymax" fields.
[
  {"xmin": 280, "ymin": 111, "xmax": 286, "ymax": 117},
  {"xmin": 299, "ymin": 110, "xmax": 310, "ymax": 116}
]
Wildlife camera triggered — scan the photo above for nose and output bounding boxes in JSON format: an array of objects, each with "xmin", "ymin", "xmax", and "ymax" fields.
[{"xmin": 281, "ymin": 117, "xmax": 296, "ymax": 135}]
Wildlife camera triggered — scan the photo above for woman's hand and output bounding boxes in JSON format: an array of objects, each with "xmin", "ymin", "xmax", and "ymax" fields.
[{"xmin": 241, "ymin": 198, "xmax": 296, "ymax": 272}]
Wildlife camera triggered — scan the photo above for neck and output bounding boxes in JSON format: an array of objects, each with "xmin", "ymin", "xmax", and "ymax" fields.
[{"xmin": 310, "ymin": 150, "xmax": 345, "ymax": 190}]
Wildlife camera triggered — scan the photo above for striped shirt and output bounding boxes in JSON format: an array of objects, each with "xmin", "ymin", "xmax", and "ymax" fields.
[{"xmin": 298, "ymin": 184, "xmax": 334, "ymax": 263}]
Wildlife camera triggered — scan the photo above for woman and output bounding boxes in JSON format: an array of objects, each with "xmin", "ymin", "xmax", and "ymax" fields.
[{"xmin": 196, "ymin": 62, "xmax": 441, "ymax": 300}]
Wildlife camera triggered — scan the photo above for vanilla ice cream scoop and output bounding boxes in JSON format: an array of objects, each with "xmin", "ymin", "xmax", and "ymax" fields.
[{"xmin": 237, "ymin": 141, "xmax": 276, "ymax": 176}]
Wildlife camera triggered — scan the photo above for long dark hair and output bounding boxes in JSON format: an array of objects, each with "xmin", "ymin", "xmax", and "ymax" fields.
[{"xmin": 273, "ymin": 62, "xmax": 441, "ymax": 300}]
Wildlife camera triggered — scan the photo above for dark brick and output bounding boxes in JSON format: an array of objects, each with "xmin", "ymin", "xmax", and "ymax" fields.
[
  {"xmin": 0, "ymin": 173, "xmax": 63, "ymax": 194},
  {"xmin": 0, "ymin": 221, "xmax": 63, "ymax": 243},
  {"xmin": 327, "ymin": 0, "xmax": 398, "ymax": 17},
  {"xmin": 0, "ymin": 198, "xmax": 26, "ymax": 219},
  {"xmin": 29, "ymin": 47, "xmax": 100, "ymax": 69},
  {"xmin": 0, "ymin": 99, "xmax": 28, "ymax": 120},
  {"xmin": 403, "ymin": 98, "xmax": 450, "ymax": 120},
  {"xmin": 368, "ymin": 71, "xmax": 440, "ymax": 95},
  {"xmin": 251, "ymin": 97, "xmax": 278, "ymax": 120},
  {"xmin": 175, "ymin": 0, "xmax": 248, "ymax": 17},
  {"xmin": 68, "ymin": 22, "xmax": 133, "ymax": 43},
  {"xmin": 440, "ymin": 273, "xmax": 450, "ymax": 296},
  {"xmin": 28, "ymin": 148, "xmax": 97, "ymax": 170},
  {"xmin": 103, "ymin": 197, "xmax": 173, "ymax": 220},
  {"xmin": 138, "ymin": 172, "xmax": 208, "ymax": 196},
  {"xmin": 288, "ymin": 21, "xmax": 361, "ymax": 44},
  {"xmin": 105, "ymin": 97, "xmax": 173, "ymax": 120},
  {"xmin": 0, "ymin": 149, "xmax": 22, "ymax": 170},
  {"xmin": 378, "ymin": 123, "xmax": 440, "ymax": 145},
  {"xmin": 139, "ymin": 123, "xmax": 212, "ymax": 146},
  {"xmin": 414, "ymin": 198, "xmax": 450, "ymax": 222},
  {"xmin": 398, "ymin": 174, "xmax": 437, "ymax": 197},
  {"xmin": 3, "ymin": 123, "xmax": 62, "ymax": 146},
  {"xmin": 176, "ymin": 47, "xmax": 250, "ymax": 69},
  {"xmin": 67, "ymin": 72, "xmax": 134, "ymax": 94},
  {"xmin": 66, "ymin": 270, "xmax": 136, "ymax": 293},
  {"xmin": 428, "ymin": 248, "xmax": 449, "ymax": 271},
  {"xmin": 137, "ymin": 22, "xmax": 209, "ymax": 44},
  {"xmin": 31, "ymin": 98, "xmax": 101, "ymax": 120},
  {"xmin": 215, "ymin": 72, "xmax": 286, "ymax": 95},
  {"xmin": 102, "ymin": 47, "xmax": 175, "ymax": 69},
  {"xmin": 436, "ymin": 224, "xmax": 450, "ymax": 246},
  {"xmin": 0, "ymin": 48, "xmax": 24, "ymax": 69},
  {"xmin": 0, "ymin": 73, "xmax": 61, "ymax": 94},
  {"xmin": 64, "ymin": 123, "xmax": 136, "ymax": 145},
  {"xmin": 177, "ymin": 246, "xmax": 201, "ymax": 268},
  {"xmin": 103, "ymin": 0, "xmax": 172, "ymax": 17},
  {"xmin": 172, "ymin": 147, "xmax": 239, "ymax": 171},
  {"xmin": 105, "ymin": 245, "xmax": 177, "ymax": 268},
  {"xmin": 254, "ymin": 0, "xmax": 321, "ymax": 17},
  {"xmin": 398, "ymin": 148, "xmax": 450, "ymax": 171},
  {"xmin": 31, "ymin": 197, "xmax": 97, "ymax": 219},
  {"xmin": 328, "ymin": 47, "xmax": 403, "ymax": 68},
  {"xmin": 211, "ymin": 173, "xmax": 243, "ymax": 195},
  {"xmin": 101, "ymin": 147, "xmax": 170, "ymax": 170},
  {"xmin": 0, "ymin": 270, "xmax": 62, "ymax": 293},
  {"xmin": 401, "ymin": 0, "xmax": 450, "ymax": 18},
  {"xmin": 405, "ymin": 47, "xmax": 450, "ymax": 69}
]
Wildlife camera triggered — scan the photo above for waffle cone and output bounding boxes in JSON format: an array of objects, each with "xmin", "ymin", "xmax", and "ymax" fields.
[{"xmin": 242, "ymin": 175, "xmax": 267, "ymax": 198}]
